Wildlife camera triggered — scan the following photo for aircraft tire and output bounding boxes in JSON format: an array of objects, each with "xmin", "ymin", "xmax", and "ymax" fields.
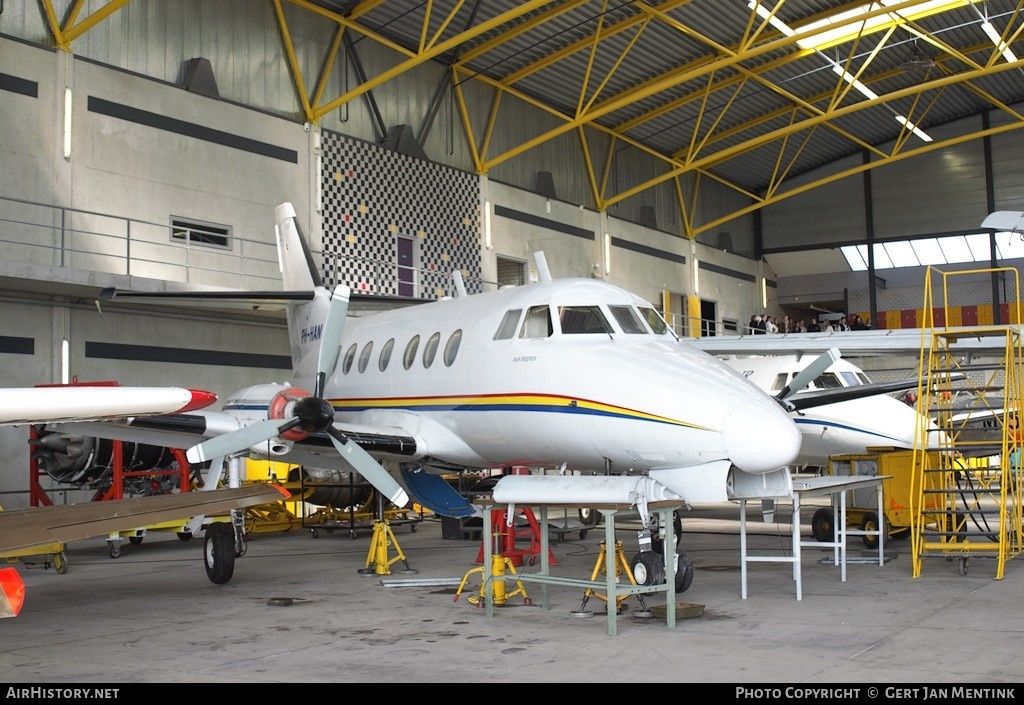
[
  {"xmin": 674, "ymin": 549, "xmax": 694, "ymax": 593},
  {"xmin": 630, "ymin": 551, "xmax": 665, "ymax": 592},
  {"xmin": 811, "ymin": 508, "xmax": 834, "ymax": 542},
  {"xmin": 204, "ymin": 523, "xmax": 235, "ymax": 585},
  {"xmin": 860, "ymin": 511, "xmax": 884, "ymax": 550},
  {"xmin": 578, "ymin": 507, "xmax": 599, "ymax": 526}
]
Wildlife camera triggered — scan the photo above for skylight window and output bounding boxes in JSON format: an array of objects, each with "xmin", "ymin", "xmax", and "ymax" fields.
[
  {"xmin": 884, "ymin": 240, "xmax": 918, "ymax": 267},
  {"xmin": 839, "ymin": 231, "xmax": 1024, "ymax": 271},
  {"xmin": 937, "ymin": 237, "xmax": 974, "ymax": 263},
  {"xmin": 911, "ymin": 238, "xmax": 946, "ymax": 265},
  {"xmin": 872, "ymin": 243, "xmax": 895, "ymax": 269},
  {"xmin": 842, "ymin": 245, "xmax": 868, "ymax": 271}
]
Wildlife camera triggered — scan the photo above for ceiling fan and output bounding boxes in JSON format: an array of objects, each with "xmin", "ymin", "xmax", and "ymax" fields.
[{"xmin": 899, "ymin": 40, "xmax": 937, "ymax": 73}]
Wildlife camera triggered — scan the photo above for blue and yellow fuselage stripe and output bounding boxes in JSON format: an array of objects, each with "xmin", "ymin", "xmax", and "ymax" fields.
[{"xmin": 328, "ymin": 393, "xmax": 712, "ymax": 431}]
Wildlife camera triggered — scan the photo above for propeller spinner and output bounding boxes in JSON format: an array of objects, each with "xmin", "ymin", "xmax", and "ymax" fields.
[{"xmin": 185, "ymin": 285, "xmax": 410, "ymax": 508}]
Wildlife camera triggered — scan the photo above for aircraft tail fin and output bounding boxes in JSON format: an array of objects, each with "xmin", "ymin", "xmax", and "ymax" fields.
[
  {"xmin": 275, "ymin": 202, "xmax": 323, "ymax": 292},
  {"xmin": 534, "ymin": 251, "xmax": 552, "ymax": 284}
]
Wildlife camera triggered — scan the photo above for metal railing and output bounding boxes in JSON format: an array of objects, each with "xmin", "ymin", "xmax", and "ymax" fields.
[
  {"xmin": 0, "ymin": 195, "xmax": 282, "ymax": 289},
  {"xmin": 0, "ymin": 196, "xmax": 497, "ymax": 298}
]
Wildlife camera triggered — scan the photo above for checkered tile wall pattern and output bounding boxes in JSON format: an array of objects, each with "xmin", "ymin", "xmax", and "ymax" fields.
[{"xmin": 320, "ymin": 130, "xmax": 482, "ymax": 299}]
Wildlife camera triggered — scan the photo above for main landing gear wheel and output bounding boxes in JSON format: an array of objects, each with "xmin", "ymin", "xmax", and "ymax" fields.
[
  {"xmin": 578, "ymin": 507, "xmax": 599, "ymax": 527},
  {"xmin": 812, "ymin": 507, "xmax": 834, "ymax": 542},
  {"xmin": 204, "ymin": 523, "xmax": 236, "ymax": 585}
]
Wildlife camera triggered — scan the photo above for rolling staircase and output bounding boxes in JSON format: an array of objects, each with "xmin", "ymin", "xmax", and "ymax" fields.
[{"xmin": 911, "ymin": 266, "xmax": 1024, "ymax": 579}]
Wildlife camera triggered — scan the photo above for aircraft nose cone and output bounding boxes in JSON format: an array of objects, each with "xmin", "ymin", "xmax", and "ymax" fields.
[{"xmin": 722, "ymin": 398, "xmax": 801, "ymax": 473}]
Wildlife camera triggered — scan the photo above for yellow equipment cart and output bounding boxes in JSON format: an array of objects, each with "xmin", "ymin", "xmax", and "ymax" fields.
[{"xmin": 817, "ymin": 448, "xmax": 944, "ymax": 549}]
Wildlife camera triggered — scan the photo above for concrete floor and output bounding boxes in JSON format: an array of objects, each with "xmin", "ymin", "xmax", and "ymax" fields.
[{"xmin": 2, "ymin": 499, "xmax": 1023, "ymax": 684}]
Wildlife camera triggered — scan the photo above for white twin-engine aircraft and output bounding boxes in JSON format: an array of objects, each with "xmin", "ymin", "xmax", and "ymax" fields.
[
  {"xmin": 62, "ymin": 202, "xmax": 916, "ymax": 592},
  {"xmin": 68, "ymin": 202, "xmax": 815, "ymax": 592},
  {"xmin": 691, "ymin": 350, "xmax": 931, "ymax": 470}
]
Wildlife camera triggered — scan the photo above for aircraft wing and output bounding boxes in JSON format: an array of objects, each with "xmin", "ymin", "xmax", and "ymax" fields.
[
  {"xmin": 46, "ymin": 413, "xmax": 419, "ymax": 460},
  {"xmin": 686, "ymin": 327, "xmax": 1023, "ymax": 358},
  {"xmin": 0, "ymin": 484, "xmax": 289, "ymax": 556},
  {"xmin": 0, "ymin": 384, "xmax": 217, "ymax": 424},
  {"xmin": 782, "ymin": 378, "xmax": 922, "ymax": 411}
]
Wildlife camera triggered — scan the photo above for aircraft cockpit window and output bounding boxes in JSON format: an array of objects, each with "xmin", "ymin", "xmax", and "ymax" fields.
[
  {"xmin": 558, "ymin": 305, "xmax": 612, "ymax": 334},
  {"xmin": 444, "ymin": 330, "xmax": 462, "ymax": 366},
  {"xmin": 403, "ymin": 335, "xmax": 421, "ymax": 370},
  {"xmin": 494, "ymin": 309, "xmax": 521, "ymax": 340},
  {"xmin": 608, "ymin": 305, "xmax": 647, "ymax": 334},
  {"xmin": 839, "ymin": 371, "xmax": 861, "ymax": 386},
  {"xmin": 423, "ymin": 332, "xmax": 441, "ymax": 368},
  {"xmin": 771, "ymin": 373, "xmax": 789, "ymax": 393},
  {"xmin": 638, "ymin": 306, "xmax": 671, "ymax": 336},
  {"xmin": 519, "ymin": 306, "xmax": 552, "ymax": 339},
  {"xmin": 358, "ymin": 341, "xmax": 374, "ymax": 373},
  {"xmin": 379, "ymin": 338, "xmax": 395, "ymax": 372},
  {"xmin": 342, "ymin": 343, "xmax": 358, "ymax": 374},
  {"xmin": 813, "ymin": 373, "xmax": 843, "ymax": 389}
]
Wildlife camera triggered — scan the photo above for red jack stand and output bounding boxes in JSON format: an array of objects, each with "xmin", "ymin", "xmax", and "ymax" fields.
[{"xmin": 475, "ymin": 506, "xmax": 557, "ymax": 567}]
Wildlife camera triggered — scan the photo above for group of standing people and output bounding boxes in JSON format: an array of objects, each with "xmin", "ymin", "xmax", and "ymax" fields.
[{"xmin": 747, "ymin": 313, "xmax": 870, "ymax": 334}]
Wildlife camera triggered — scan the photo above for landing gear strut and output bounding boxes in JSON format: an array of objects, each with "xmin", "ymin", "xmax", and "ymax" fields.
[{"xmin": 629, "ymin": 509, "xmax": 693, "ymax": 594}]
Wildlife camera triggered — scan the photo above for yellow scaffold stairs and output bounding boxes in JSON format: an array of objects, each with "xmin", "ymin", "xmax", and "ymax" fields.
[{"xmin": 911, "ymin": 266, "xmax": 1024, "ymax": 579}]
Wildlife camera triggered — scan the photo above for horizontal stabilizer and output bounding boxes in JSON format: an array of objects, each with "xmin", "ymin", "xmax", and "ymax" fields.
[{"xmin": 981, "ymin": 211, "xmax": 1024, "ymax": 232}]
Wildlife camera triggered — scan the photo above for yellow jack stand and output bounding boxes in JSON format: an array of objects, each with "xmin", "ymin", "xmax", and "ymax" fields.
[
  {"xmin": 573, "ymin": 539, "xmax": 648, "ymax": 617},
  {"xmin": 357, "ymin": 519, "xmax": 414, "ymax": 576},
  {"xmin": 454, "ymin": 531, "xmax": 532, "ymax": 608}
]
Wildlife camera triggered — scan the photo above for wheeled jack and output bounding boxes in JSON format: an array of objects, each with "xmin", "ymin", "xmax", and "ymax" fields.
[{"xmin": 454, "ymin": 530, "xmax": 532, "ymax": 607}]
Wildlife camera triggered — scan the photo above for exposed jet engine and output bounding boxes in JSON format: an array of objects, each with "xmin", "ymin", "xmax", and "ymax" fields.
[{"xmin": 29, "ymin": 428, "xmax": 191, "ymax": 495}]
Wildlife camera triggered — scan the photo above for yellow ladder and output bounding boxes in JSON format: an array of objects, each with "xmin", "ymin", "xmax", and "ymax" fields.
[{"xmin": 911, "ymin": 266, "xmax": 1024, "ymax": 579}]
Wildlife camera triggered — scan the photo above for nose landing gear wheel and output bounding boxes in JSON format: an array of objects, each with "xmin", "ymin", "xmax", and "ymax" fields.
[
  {"xmin": 630, "ymin": 549, "xmax": 694, "ymax": 593},
  {"xmin": 204, "ymin": 523, "xmax": 236, "ymax": 584},
  {"xmin": 630, "ymin": 550, "xmax": 665, "ymax": 593}
]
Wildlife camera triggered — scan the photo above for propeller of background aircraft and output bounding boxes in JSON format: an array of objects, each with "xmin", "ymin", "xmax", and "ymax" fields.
[
  {"xmin": 762, "ymin": 346, "xmax": 921, "ymax": 413},
  {"xmin": 185, "ymin": 285, "xmax": 411, "ymax": 508},
  {"xmin": 771, "ymin": 347, "xmax": 841, "ymax": 410}
]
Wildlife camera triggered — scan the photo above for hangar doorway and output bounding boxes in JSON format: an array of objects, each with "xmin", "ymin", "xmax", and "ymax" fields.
[{"xmin": 700, "ymin": 298, "xmax": 717, "ymax": 337}]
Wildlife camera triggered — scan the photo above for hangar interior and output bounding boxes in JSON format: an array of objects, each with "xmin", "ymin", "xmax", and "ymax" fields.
[{"xmin": 2, "ymin": 0, "xmax": 1024, "ymax": 514}]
